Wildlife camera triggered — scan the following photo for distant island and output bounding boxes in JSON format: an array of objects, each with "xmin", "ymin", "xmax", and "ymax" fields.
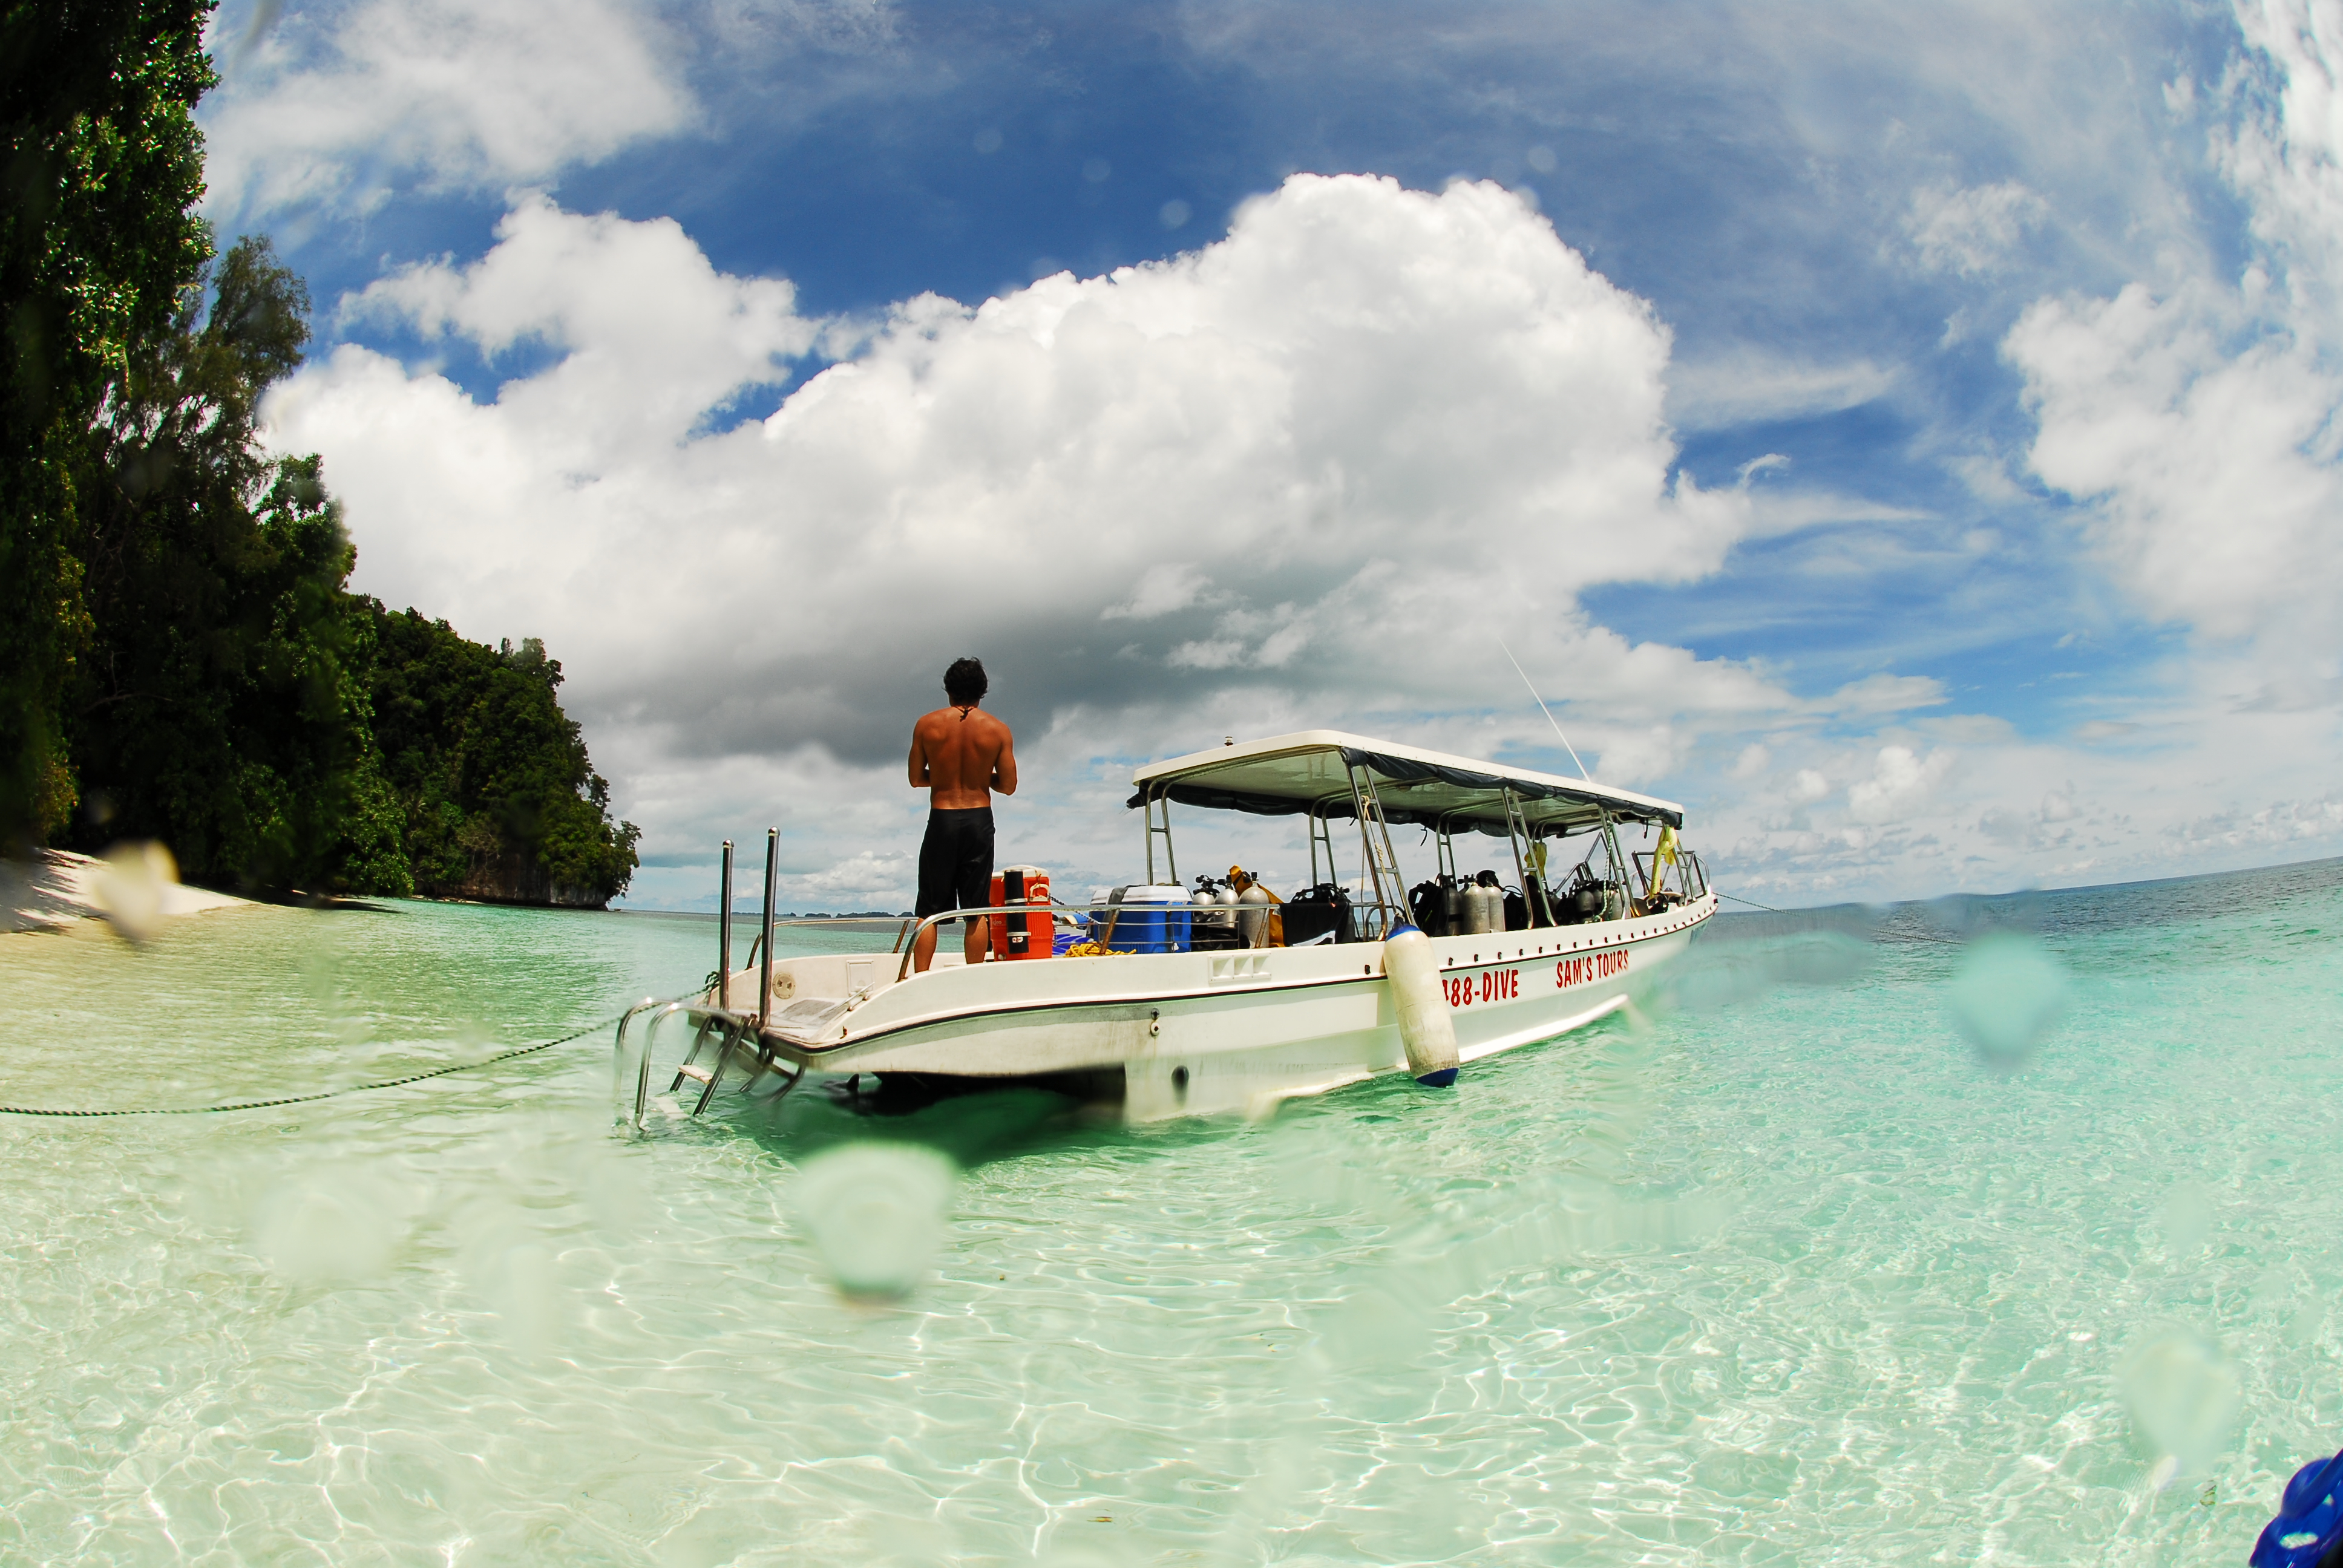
[{"xmin": 0, "ymin": 13, "xmax": 636, "ymax": 906}]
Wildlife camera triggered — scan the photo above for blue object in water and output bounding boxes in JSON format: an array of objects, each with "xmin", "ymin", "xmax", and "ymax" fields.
[
  {"xmin": 2253, "ymin": 1448, "xmax": 2343, "ymax": 1567},
  {"xmin": 1415, "ymin": 1067, "xmax": 1460, "ymax": 1088}
]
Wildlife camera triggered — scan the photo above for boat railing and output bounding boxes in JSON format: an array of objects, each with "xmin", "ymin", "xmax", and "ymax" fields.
[
  {"xmin": 690, "ymin": 822, "xmax": 1707, "ymax": 1047},
  {"xmin": 614, "ymin": 999, "xmax": 778, "ymax": 1132},
  {"xmin": 613, "ymin": 998, "xmax": 692, "ymax": 1132},
  {"xmin": 880, "ymin": 881, "xmax": 1689, "ymax": 988},
  {"xmin": 888, "ymin": 899, "xmax": 1208, "ymax": 983}
]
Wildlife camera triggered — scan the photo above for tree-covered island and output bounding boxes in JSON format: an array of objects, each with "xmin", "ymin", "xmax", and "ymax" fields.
[{"xmin": 2, "ymin": 0, "xmax": 637, "ymax": 905}]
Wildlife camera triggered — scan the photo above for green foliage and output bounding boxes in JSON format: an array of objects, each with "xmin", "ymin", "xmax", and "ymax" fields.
[
  {"xmin": 59, "ymin": 237, "xmax": 635, "ymax": 903},
  {"xmin": 0, "ymin": 0, "xmax": 215, "ymax": 843},
  {"xmin": 4, "ymin": 7, "xmax": 638, "ymax": 907},
  {"xmin": 367, "ymin": 609, "xmax": 640, "ymax": 906},
  {"xmin": 63, "ymin": 238, "xmax": 384, "ymax": 892}
]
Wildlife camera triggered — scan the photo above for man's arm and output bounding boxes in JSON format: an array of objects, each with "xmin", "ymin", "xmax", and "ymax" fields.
[
  {"xmin": 908, "ymin": 721, "xmax": 932, "ymax": 789},
  {"xmin": 990, "ymin": 724, "xmax": 1017, "ymax": 797}
]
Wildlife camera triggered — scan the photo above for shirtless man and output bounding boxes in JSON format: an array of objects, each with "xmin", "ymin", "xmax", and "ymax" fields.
[{"xmin": 908, "ymin": 657, "xmax": 1018, "ymax": 973}]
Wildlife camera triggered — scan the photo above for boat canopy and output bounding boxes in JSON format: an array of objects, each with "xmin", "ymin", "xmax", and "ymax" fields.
[{"xmin": 1127, "ymin": 730, "xmax": 1685, "ymax": 836}]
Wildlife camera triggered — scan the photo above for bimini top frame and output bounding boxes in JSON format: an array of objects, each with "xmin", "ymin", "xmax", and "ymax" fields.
[{"xmin": 1127, "ymin": 730, "xmax": 1685, "ymax": 838}]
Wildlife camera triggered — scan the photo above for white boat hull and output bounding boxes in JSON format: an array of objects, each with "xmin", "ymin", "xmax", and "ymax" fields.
[{"xmin": 696, "ymin": 893, "xmax": 1717, "ymax": 1120}]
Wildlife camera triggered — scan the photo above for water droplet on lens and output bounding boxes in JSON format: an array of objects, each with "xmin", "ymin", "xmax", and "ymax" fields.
[
  {"xmin": 972, "ymin": 127, "xmax": 1001, "ymax": 154},
  {"xmin": 93, "ymin": 840, "xmax": 179, "ymax": 942},
  {"xmin": 1947, "ymin": 932, "xmax": 2068, "ymax": 1070},
  {"xmin": 795, "ymin": 1142, "xmax": 956, "ymax": 1299},
  {"xmin": 482, "ymin": 1241, "xmax": 563, "ymax": 1349},
  {"xmin": 1082, "ymin": 157, "xmax": 1111, "ymax": 183},
  {"xmin": 2158, "ymin": 1182, "xmax": 2212, "ymax": 1256},
  {"xmin": 251, "ymin": 1167, "xmax": 411, "ymax": 1286},
  {"xmin": 1526, "ymin": 144, "xmax": 1558, "ymax": 173},
  {"xmin": 2122, "ymin": 1327, "xmax": 2241, "ymax": 1476},
  {"xmin": 1159, "ymin": 198, "xmax": 1191, "ymax": 229},
  {"xmin": 1317, "ymin": 1282, "xmax": 1425, "ymax": 1368}
]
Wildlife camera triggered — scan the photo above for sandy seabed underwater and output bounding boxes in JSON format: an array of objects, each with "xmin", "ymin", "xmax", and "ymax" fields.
[{"xmin": 2, "ymin": 859, "xmax": 2339, "ymax": 1565}]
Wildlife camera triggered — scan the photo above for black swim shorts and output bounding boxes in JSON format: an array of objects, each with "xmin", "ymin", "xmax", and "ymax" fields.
[{"xmin": 915, "ymin": 806, "xmax": 995, "ymax": 921}]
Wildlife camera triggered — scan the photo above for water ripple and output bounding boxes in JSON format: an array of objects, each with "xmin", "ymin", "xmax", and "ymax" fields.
[{"xmin": 4, "ymin": 869, "xmax": 2341, "ymax": 1562}]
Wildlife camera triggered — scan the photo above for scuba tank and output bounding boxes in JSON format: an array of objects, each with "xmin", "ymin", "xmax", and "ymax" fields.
[
  {"xmin": 1237, "ymin": 881, "xmax": 1271, "ymax": 947},
  {"xmin": 1228, "ymin": 866, "xmax": 1283, "ymax": 947},
  {"xmin": 1442, "ymin": 875, "xmax": 1467, "ymax": 936},
  {"xmin": 1187, "ymin": 877, "xmax": 1242, "ymax": 950},
  {"xmin": 1467, "ymin": 871, "xmax": 1501, "ymax": 935}
]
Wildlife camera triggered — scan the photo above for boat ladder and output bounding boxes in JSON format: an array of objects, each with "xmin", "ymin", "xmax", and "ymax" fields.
[
  {"xmin": 669, "ymin": 1008, "xmax": 758, "ymax": 1115},
  {"xmin": 615, "ymin": 998, "xmax": 804, "ymax": 1131},
  {"xmin": 1343, "ymin": 761, "xmax": 1408, "ymax": 937}
]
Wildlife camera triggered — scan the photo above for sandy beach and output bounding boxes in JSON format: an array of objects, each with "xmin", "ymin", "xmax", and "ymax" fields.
[{"xmin": 1, "ymin": 848, "xmax": 249, "ymax": 935}]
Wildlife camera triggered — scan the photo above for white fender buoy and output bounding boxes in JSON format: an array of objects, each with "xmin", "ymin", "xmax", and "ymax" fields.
[{"xmin": 1381, "ymin": 923, "xmax": 1460, "ymax": 1087}]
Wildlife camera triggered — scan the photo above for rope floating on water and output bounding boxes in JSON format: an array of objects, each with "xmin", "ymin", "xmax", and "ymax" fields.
[{"xmin": 0, "ymin": 1014, "xmax": 618, "ymax": 1119}]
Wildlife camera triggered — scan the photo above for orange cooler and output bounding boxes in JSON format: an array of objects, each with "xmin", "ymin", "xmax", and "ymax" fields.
[{"xmin": 989, "ymin": 866, "xmax": 1052, "ymax": 960}]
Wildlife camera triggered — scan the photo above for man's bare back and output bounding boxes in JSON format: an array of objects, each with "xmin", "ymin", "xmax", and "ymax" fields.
[
  {"xmin": 909, "ymin": 659, "xmax": 1017, "ymax": 972},
  {"xmin": 907, "ymin": 705, "xmax": 1017, "ymax": 806}
]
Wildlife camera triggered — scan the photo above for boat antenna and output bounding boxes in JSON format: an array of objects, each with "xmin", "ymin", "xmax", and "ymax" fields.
[{"xmin": 1498, "ymin": 638, "xmax": 1591, "ymax": 781}]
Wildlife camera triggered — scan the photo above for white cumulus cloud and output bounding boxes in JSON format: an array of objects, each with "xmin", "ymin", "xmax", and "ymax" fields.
[
  {"xmin": 201, "ymin": 0, "xmax": 695, "ymax": 218},
  {"xmin": 270, "ymin": 173, "xmax": 1769, "ymax": 760},
  {"xmin": 265, "ymin": 174, "xmax": 1806, "ymax": 902},
  {"xmin": 1847, "ymin": 744, "xmax": 1953, "ymax": 824},
  {"xmin": 2007, "ymin": 0, "xmax": 2343, "ymax": 659},
  {"xmin": 350, "ymin": 194, "xmax": 821, "ymax": 449}
]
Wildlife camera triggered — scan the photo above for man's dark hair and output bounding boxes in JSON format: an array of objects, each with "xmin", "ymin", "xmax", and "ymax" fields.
[{"xmin": 944, "ymin": 657, "xmax": 988, "ymax": 706}]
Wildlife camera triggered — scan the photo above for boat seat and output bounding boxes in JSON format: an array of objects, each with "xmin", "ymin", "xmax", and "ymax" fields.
[{"xmin": 767, "ymin": 996, "xmax": 853, "ymax": 1042}]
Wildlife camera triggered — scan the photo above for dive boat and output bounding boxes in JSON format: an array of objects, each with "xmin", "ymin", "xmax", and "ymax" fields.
[{"xmin": 618, "ymin": 731, "xmax": 1717, "ymax": 1124}]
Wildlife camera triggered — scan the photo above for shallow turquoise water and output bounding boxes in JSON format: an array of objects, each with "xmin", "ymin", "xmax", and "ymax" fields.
[{"xmin": 2, "ymin": 865, "xmax": 2339, "ymax": 1564}]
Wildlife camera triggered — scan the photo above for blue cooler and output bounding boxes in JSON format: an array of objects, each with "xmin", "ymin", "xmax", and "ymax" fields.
[{"xmin": 1089, "ymin": 885, "xmax": 1191, "ymax": 953}]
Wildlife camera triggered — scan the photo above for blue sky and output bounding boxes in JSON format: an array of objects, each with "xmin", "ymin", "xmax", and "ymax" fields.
[{"xmin": 203, "ymin": 0, "xmax": 2343, "ymax": 909}]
